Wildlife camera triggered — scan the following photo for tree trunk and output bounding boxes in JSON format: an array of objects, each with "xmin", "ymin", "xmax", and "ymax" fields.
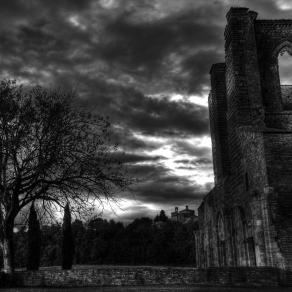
[{"xmin": 2, "ymin": 226, "xmax": 15, "ymax": 274}]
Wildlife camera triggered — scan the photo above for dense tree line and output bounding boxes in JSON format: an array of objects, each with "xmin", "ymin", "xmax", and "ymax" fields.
[{"xmin": 12, "ymin": 213, "xmax": 196, "ymax": 268}]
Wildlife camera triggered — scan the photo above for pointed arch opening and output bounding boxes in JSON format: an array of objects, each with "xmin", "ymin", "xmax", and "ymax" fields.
[
  {"xmin": 217, "ymin": 213, "xmax": 226, "ymax": 267},
  {"xmin": 277, "ymin": 45, "xmax": 292, "ymax": 110}
]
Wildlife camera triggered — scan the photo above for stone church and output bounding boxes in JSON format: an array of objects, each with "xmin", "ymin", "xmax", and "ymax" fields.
[{"xmin": 194, "ymin": 7, "xmax": 292, "ymax": 271}]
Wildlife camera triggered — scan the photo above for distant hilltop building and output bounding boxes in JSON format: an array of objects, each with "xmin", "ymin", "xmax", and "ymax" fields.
[
  {"xmin": 171, "ymin": 206, "xmax": 197, "ymax": 223},
  {"xmin": 194, "ymin": 7, "xmax": 292, "ymax": 272}
]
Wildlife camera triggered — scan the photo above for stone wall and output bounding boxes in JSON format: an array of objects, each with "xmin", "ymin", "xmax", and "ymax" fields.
[
  {"xmin": 11, "ymin": 266, "xmax": 291, "ymax": 287},
  {"xmin": 209, "ymin": 63, "xmax": 230, "ymax": 184},
  {"xmin": 281, "ymin": 85, "xmax": 292, "ymax": 110},
  {"xmin": 205, "ymin": 267, "xmax": 291, "ymax": 286},
  {"xmin": 14, "ymin": 266, "xmax": 197, "ymax": 287},
  {"xmin": 256, "ymin": 20, "xmax": 292, "ymax": 111},
  {"xmin": 195, "ymin": 6, "xmax": 292, "ymax": 272},
  {"xmin": 264, "ymin": 133, "xmax": 292, "ymax": 269}
]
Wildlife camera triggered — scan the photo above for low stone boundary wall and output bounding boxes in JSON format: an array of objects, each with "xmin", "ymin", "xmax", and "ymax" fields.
[
  {"xmin": 14, "ymin": 266, "xmax": 197, "ymax": 287},
  {"xmin": 12, "ymin": 266, "xmax": 291, "ymax": 287},
  {"xmin": 204, "ymin": 267, "xmax": 289, "ymax": 287}
]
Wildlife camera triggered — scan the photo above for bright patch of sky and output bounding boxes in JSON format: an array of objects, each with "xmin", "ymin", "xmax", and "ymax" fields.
[
  {"xmin": 99, "ymin": 0, "xmax": 119, "ymax": 9},
  {"xmin": 278, "ymin": 51, "xmax": 292, "ymax": 85},
  {"xmin": 119, "ymin": 93, "xmax": 213, "ymax": 189},
  {"xmin": 68, "ymin": 15, "xmax": 87, "ymax": 30},
  {"xmin": 101, "ymin": 198, "xmax": 160, "ymax": 223},
  {"xmin": 169, "ymin": 93, "xmax": 209, "ymax": 107},
  {"xmin": 124, "ymin": 133, "xmax": 213, "ymax": 185},
  {"xmin": 276, "ymin": 0, "xmax": 292, "ymax": 10},
  {"xmin": 149, "ymin": 92, "xmax": 208, "ymax": 107}
]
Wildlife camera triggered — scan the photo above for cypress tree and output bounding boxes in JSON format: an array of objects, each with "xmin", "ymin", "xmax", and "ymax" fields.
[
  {"xmin": 62, "ymin": 203, "xmax": 74, "ymax": 269},
  {"xmin": 27, "ymin": 203, "xmax": 41, "ymax": 270}
]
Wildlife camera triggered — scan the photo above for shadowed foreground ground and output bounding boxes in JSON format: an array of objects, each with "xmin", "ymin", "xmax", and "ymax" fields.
[{"xmin": 0, "ymin": 287, "xmax": 291, "ymax": 292}]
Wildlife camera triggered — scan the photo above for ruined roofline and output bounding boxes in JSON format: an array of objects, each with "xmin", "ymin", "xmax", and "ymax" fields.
[
  {"xmin": 209, "ymin": 63, "xmax": 225, "ymax": 75},
  {"xmin": 226, "ymin": 7, "xmax": 257, "ymax": 20}
]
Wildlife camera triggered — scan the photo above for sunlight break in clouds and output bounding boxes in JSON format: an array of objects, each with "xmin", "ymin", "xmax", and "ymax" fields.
[
  {"xmin": 276, "ymin": 0, "xmax": 292, "ymax": 10},
  {"xmin": 68, "ymin": 15, "xmax": 87, "ymax": 30},
  {"xmin": 143, "ymin": 135, "xmax": 213, "ymax": 185},
  {"xmin": 99, "ymin": 0, "xmax": 118, "ymax": 9},
  {"xmin": 101, "ymin": 198, "xmax": 159, "ymax": 223},
  {"xmin": 169, "ymin": 93, "xmax": 209, "ymax": 107}
]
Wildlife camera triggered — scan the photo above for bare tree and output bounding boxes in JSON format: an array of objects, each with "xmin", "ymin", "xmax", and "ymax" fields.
[{"xmin": 0, "ymin": 80, "xmax": 128, "ymax": 273}]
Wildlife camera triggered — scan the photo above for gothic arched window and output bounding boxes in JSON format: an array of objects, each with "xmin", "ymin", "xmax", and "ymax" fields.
[
  {"xmin": 217, "ymin": 213, "xmax": 226, "ymax": 267},
  {"xmin": 278, "ymin": 49, "xmax": 292, "ymax": 110}
]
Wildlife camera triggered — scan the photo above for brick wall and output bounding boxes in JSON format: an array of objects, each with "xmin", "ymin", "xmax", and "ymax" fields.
[
  {"xmin": 209, "ymin": 64, "xmax": 230, "ymax": 184},
  {"xmin": 264, "ymin": 133, "xmax": 292, "ymax": 269},
  {"xmin": 14, "ymin": 266, "xmax": 197, "ymax": 287},
  {"xmin": 255, "ymin": 20, "xmax": 292, "ymax": 112},
  {"xmin": 281, "ymin": 85, "xmax": 292, "ymax": 110},
  {"xmin": 11, "ymin": 266, "xmax": 291, "ymax": 287},
  {"xmin": 196, "ymin": 6, "xmax": 292, "ymax": 272}
]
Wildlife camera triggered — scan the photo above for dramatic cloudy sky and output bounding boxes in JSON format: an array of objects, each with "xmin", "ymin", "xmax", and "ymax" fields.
[{"xmin": 1, "ymin": 0, "xmax": 292, "ymax": 222}]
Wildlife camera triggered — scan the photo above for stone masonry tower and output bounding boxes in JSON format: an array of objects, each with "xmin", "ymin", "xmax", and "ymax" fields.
[{"xmin": 195, "ymin": 7, "xmax": 292, "ymax": 271}]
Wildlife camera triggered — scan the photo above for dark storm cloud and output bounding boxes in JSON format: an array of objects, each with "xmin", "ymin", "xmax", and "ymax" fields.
[
  {"xmin": 0, "ymin": 0, "xmax": 291, "ymax": 94},
  {"xmin": 127, "ymin": 164, "xmax": 169, "ymax": 181},
  {"xmin": 1, "ymin": 0, "xmax": 290, "ymax": 219},
  {"xmin": 0, "ymin": 0, "xmax": 93, "ymax": 25},
  {"xmin": 132, "ymin": 175, "xmax": 208, "ymax": 205},
  {"xmin": 172, "ymin": 141, "xmax": 211, "ymax": 158},
  {"xmin": 111, "ymin": 129, "xmax": 159, "ymax": 151},
  {"xmin": 120, "ymin": 95, "xmax": 209, "ymax": 136},
  {"xmin": 97, "ymin": 9, "xmax": 223, "ymax": 94},
  {"xmin": 175, "ymin": 158, "xmax": 212, "ymax": 166},
  {"xmin": 80, "ymin": 82, "xmax": 210, "ymax": 136},
  {"xmin": 99, "ymin": 10, "xmax": 222, "ymax": 69},
  {"xmin": 113, "ymin": 152, "xmax": 164, "ymax": 164},
  {"xmin": 125, "ymin": 163, "xmax": 212, "ymax": 206},
  {"xmin": 182, "ymin": 50, "xmax": 223, "ymax": 93},
  {"xmin": 0, "ymin": 0, "xmax": 225, "ymax": 96}
]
